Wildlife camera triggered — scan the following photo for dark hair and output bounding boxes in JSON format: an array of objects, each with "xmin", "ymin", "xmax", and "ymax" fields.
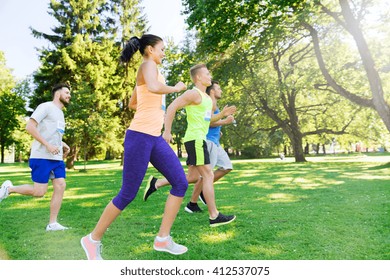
[
  {"xmin": 51, "ymin": 83, "xmax": 70, "ymax": 98},
  {"xmin": 206, "ymin": 80, "xmax": 219, "ymax": 95},
  {"xmin": 120, "ymin": 34, "xmax": 163, "ymax": 63}
]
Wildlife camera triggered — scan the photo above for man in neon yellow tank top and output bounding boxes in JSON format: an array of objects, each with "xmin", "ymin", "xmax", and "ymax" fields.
[{"xmin": 163, "ymin": 64, "xmax": 236, "ymax": 227}]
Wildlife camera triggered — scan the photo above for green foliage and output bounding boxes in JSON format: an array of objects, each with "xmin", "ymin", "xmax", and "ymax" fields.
[
  {"xmin": 0, "ymin": 91, "xmax": 26, "ymax": 162},
  {"xmin": 0, "ymin": 154, "xmax": 389, "ymax": 259},
  {"xmin": 210, "ymin": 34, "xmax": 365, "ymax": 161},
  {"xmin": 11, "ymin": 118, "xmax": 32, "ymax": 162},
  {"xmin": 114, "ymin": 0, "xmax": 147, "ymax": 136},
  {"xmin": 28, "ymin": 0, "xmax": 148, "ymax": 166},
  {"xmin": 0, "ymin": 55, "xmax": 28, "ymax": 163},
  {"xmin": 0, "ymin": 52, "xmax": 15, "ymax": 92},
  {"xmin": 182, "ymin": 0, "xmax": 390, "ymax": 161},
  {"xmin": 183, "ymin": 0, "xmax": 313, "ymax": 53},
  {"xmin": 3, "ymin": 0, "xmax": 388, "ymax": 165}
]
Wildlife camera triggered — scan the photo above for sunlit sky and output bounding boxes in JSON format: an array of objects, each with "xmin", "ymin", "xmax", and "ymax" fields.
[{"xmin": 0, "ymin": 0, "xmax": 186, "ymax": 80}]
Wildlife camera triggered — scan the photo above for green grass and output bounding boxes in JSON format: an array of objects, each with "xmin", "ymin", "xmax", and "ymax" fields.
[{"xmin": 0, "ymin": 154, "xmax": 389, "ymax": 260}]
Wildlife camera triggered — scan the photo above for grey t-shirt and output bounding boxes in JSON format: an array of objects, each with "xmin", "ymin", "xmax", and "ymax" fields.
[{"xmin": 29, "ymin": 101, "xmax": 65, "ymax": 160}]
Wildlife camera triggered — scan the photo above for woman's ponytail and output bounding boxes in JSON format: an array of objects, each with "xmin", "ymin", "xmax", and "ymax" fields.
[{"xmin": 120, "ymin": 36, "xmax": 141, "ymax": 63}]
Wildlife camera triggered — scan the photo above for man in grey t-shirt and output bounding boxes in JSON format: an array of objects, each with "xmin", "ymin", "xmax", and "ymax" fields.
[{"xmin": 0, "ymin": 83, "xmax": 71, "ymax": 231}]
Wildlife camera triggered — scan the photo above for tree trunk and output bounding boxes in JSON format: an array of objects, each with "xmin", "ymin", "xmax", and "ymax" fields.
[
  {"xmin": 66, "ymin": 146, "xmax": 78, "ymax": 169},
  {"xmin": 1, "ymin": 145, "xmax": 4, "ymax": 164},
  {"xmin": 339, "ymin": 0, "xmax": 390, "ymax": 132},
  {"xmin": 304, "ymin": 143, "xmax": 309, "ymax": 154},
  {"xmin": 176, "ymin": 142, "xmax": 182, "ymax": 158},
  {"xmin": 290, "ymin": 132, "xmax": 306, "ymax": 162}
]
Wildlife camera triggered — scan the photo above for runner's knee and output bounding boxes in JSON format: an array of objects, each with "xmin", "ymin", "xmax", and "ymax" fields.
[
  {"xmin": 112, "ymin": 192, "xmax": 137, "ymax": 210},
  {"xmin": 170, "ymin": 176, "xmax": 188, "ymax": 197},
  {"xmin": 33, "ymin": 187, "xmax": 48, "ymax": 197}
]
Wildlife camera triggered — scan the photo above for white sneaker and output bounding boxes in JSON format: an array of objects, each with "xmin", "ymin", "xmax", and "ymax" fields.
[
  {"xmin": 46, "ymin": 222, "xmax": 69, "ymax": 231},
  {"xmin": 0, "ymin": 180, "xmax": 12, "ymax": 202},
  {"xmin": 81, "ymin": 234, "xmax": 103, "ymax": 260},
  {"xmin": 153, "ymin": 236, "xmax": 188, "ymax": 255}
]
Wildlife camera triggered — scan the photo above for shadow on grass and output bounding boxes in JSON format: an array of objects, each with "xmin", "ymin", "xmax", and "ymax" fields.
[
  {"xmin": 368, "ymin": 162, "xmax": 390, "ymax": 170},
  {"xmin": 0, "ymin": 158, "xmax": 389, "ymax": 260}
]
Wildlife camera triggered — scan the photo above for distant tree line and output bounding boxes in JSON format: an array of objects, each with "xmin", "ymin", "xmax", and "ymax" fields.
[{"xmin": 1, "ymin": 0, "xmax": 389, "ymax": 165}]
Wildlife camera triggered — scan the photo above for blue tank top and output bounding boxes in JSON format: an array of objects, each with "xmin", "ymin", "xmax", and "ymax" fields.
[{"xmin": 206, "ymin": 108, "xmax": 221, "ymax": 146}]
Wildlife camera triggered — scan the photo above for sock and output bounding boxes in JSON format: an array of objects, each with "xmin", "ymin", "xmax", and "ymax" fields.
[
  {"xmin": 156, "ymin": 235, "xmax": 170, "ymax": 242},
  {"xmin": 152, "ymin": 178, "xmax": 158, "ymax": 189},
  {"xmin": 189, "ymin": 202, "xmax": 197, "ymax": 206},
  {"xmin": 210, "ymin": 212, "xmax": 219, "ymax": 220},
  {"xmin": 89, "ymin": 233, "xmax": 100, "ymax": 243}
]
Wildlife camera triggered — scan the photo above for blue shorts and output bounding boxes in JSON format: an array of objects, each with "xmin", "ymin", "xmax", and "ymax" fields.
[{"xmin": 29, "ymin": 159, "xmax": 66, "ymax": 184}]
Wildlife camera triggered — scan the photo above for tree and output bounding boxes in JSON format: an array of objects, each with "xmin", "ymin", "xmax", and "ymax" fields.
[
  {"xmin": 303, "ymin": 0, "xmax": 390, "ymax": 132},
  {"xmin": 183, "ymin": 0, "xmax": 390, "ymax": 137},
  {"xmin": 0, "ymin": 51, "xmax": 15, "ymax": 92},
  {"xmin": 29, "ymin": 0, "xmax": 147, "ymax": 168},
  {"xmin": 0, "ymin": 53, "xmax": 27, "ymax": 162},
  {"xmin": 113, "ymin": 0, "xmax": 148, "ymax": 163},
  {"xmin": 213, "ymin": 35, "xmax": 361, "ymax": 161}
]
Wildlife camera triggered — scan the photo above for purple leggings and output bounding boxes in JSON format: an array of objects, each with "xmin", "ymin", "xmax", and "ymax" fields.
[{"xmin": 112, "ymin": 130, "xmax": 188, "ymax": 210}]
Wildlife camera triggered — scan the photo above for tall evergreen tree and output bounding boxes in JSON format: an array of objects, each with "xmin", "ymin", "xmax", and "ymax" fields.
[
  {"xmin": 29, "ymin": 0, "xmax": 147, "ymax": 168},
  {"xmin": 114, "ymin": 0, "xmax": 148, "ymax": 139}
]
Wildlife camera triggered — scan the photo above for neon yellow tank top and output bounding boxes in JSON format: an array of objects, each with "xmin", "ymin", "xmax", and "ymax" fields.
[{"xmin": 183, "ymin": 87, "xmax": 212, "ymax": 142}]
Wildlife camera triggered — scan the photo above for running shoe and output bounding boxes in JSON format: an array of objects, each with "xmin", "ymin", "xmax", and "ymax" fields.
[
  {"xmin": 209, "ymin": 212, "xmax": 236, "ymax": 227},
  {"xmin": 0, "ymin": 180, "xmax": 12, "ymax": 202},
  {"xmin": 46, "ymin": 222, "xmax": 69, "ymax": 231},
  {"xmin": 81, "ymin": 234, "xmax": 103, "ymax": 260},
  {"xmin": 184, "ymin": 202, "xmax": 202, "ymax": 213},
  {"xmin": 143, "ymin": 175, "xmax": 157, "ymax": 201},
  {"xmin": 199, "ymin": 191, "xmax": 207, "ymax": 205},
  {"xmin": 153, "ymin": 236, "xmax": 188, "ymax": 255}
]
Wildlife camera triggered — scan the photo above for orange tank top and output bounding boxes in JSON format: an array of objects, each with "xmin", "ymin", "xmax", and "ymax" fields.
[{"xmin": 129, "ymin": 71, "xmax": 166, "ymax": 136}]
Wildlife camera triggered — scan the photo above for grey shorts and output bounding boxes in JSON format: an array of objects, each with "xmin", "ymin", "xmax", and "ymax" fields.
[{"xmin": 206, "ymin": 140, "xmax": 233, "ymax": 170}]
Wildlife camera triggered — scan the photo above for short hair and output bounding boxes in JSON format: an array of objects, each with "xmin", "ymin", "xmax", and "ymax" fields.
[
  {"xmin": 120, "ymin": 34, "xmax": 163, "ymax": 63},
  {"xmin": 51, "ymin": 83, "xmax": 70, "ymax": 98},
  {"xmin": 206, "ymin": 80, "xmax": 219, "ymax": 95},
  {"xmin": 190, "ymin": 64, "xmax": 207, "ymax": 81}
]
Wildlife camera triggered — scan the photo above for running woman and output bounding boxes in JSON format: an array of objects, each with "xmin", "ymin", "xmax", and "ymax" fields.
[{"xmin": 80, "ymin": 34, "xmax": 188, "ymax": 260}]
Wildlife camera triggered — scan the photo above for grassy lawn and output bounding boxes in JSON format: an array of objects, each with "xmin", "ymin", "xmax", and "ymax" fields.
[{"xmin": 0, "ymin": 154, "xmax": 389, "ymax": 260}]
